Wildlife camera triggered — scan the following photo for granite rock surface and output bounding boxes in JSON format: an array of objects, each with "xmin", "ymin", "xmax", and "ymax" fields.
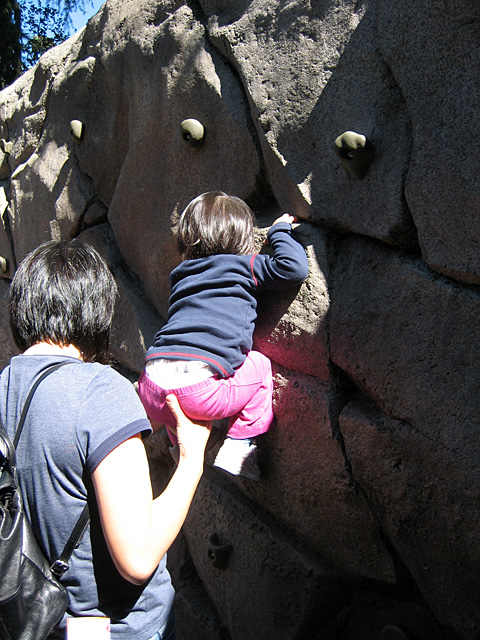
[{"xmin": 1, "ymin": 1, "xmax": 478, "ymax": 638}]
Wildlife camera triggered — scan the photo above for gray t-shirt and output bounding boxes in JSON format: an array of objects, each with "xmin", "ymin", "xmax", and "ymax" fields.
[{"xmin": 0, "ymin": 354, "xmax": 175, "ymax": 639}]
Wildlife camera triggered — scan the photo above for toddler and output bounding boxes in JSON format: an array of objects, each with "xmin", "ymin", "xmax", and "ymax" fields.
[{"xmin": 138, "ymin": 191, "xmax": 309, "ymax": 480}]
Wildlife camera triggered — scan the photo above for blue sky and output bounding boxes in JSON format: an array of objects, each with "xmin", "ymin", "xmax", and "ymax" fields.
[{"xmin": 70, "ymin": 0, "xmax": 105, "ymax": 34}]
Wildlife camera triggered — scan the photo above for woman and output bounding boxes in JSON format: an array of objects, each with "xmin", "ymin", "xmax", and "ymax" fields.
[{"xmin": 0, "ymin": 239, "xmax": 211, "ymax": 639}]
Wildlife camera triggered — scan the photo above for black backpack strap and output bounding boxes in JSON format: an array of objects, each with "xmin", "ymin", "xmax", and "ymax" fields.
[
  {"xmin": 50, "ymin": 504, "xmax": 90, "ymax": 578},
  {"xmin": 13, "ymin": 362, "xmax": 72, "ymax": 448},
  {"xmin": 11, "ymin": 360, "xmax": 90, "ymax": 577}
]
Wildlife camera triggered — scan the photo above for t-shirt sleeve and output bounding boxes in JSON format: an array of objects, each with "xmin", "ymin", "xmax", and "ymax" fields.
[{"xmin": 77, "ymin": 367, "xmax": 152, "ymax": 475}]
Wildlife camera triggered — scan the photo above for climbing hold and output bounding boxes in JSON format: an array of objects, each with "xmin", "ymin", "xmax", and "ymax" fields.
[
  {"xmin": 334, "ymin": 131, "xmax": 374, "ymax": 179},
  {"xmin": 70, "ymin": 120, "xmax": 84, "ymax": 142},
  {"xmin": 207, "ymin": 533, "xmax": 232, "ymax": 570},
  {"xmin": 0, "ymin": 256, "xmax": 8, "ymax": 274},
  {"xmin": 381, "ymin": 624, "xmax": 409, "ymax": 640},
  {"xmin": 0, "ymin": 140, "xmax": 12, "ymax": 155},
  {"xmin": 180, "ymin": 119, "xmax": 205, "ymax": 146}
]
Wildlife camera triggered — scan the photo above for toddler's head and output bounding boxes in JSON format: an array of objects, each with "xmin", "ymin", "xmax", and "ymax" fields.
[{"xmin": 176, "ymin": 191, "xmax": 255, "ymax": 259}]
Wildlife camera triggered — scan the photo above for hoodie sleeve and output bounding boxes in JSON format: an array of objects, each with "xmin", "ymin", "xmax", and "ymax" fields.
[{"xmin": 252, "ymin": 222, "xmax": 309, "ymax": 289}]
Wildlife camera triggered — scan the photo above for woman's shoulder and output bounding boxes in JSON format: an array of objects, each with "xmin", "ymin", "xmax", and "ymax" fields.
[
  {"xmin": 66, "ymin": 360, "xmax": 138, "ymax": 397},
  {"xmin": 2, "ymin": 355, "xmax": 134, "ymax": 397}
]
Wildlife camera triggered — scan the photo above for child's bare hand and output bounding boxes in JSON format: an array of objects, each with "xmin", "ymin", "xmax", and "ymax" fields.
[
  {"xmin": 264, "ymin": 213, "xmax": 298, "ymax": 245},
  {"xmin": 273, "ymin": 213, "xmax": 296, "ymax": 226}
]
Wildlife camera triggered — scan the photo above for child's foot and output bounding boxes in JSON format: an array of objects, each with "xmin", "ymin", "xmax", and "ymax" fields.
[{"xmin": 213, "ymin": 438, "xmax": 260, "ymax": 481}]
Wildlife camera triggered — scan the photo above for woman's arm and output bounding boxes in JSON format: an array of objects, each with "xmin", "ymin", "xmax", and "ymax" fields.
[{"xmin": 91, "ymin": 395, "xmax": 211, "ymax": 585}]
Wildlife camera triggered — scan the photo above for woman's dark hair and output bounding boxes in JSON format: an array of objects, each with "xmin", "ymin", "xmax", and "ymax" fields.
[
  {"xmin": 9, "ymin": 239, "xmax": 118, "ymax": 363},
  {"xmin": 176, "ymin": 191, "xmax": 255, "ymax": 259}
]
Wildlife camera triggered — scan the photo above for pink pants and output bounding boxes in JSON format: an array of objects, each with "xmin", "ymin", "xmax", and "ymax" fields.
[{"xmin": 138, "ymin": 351, "xmax": 274, "ymax": 440}]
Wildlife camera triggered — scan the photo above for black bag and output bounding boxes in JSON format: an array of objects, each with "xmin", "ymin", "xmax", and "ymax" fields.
[{"xmin": 0, "ymin": 363, "xmax": 89, "ymax": 640}]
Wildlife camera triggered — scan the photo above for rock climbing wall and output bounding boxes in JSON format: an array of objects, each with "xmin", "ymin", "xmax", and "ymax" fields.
[{"xmin": 1, "ymin": 1, "xmax": 479, "ymax": 638}]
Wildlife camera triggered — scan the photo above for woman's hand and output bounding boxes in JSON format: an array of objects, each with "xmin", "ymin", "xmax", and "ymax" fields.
[
  {"xmin": 93, "ymin": 397, "xmax": 211, "ymax": 586},
  {"xmin": 165, "ymin": 394, "xmax": 211, "ymax": 463}
]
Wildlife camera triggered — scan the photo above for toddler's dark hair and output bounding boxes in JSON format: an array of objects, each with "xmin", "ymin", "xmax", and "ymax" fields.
[{"xmin": 176, "ymin": 191, "xmax": 255, "ymax": 259}]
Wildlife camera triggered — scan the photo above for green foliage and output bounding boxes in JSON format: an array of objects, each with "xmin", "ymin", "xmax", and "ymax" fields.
[
  {"xmin": 20, "ymin": 0, "xmax": 70, "ymax": 69},
  {"xmin": 0, "ymin": 0, "xmax": 93, "ymax": 88},
  {"xmin": 0, "ymin": 0, "xmax": 22, "ymax": 89}
]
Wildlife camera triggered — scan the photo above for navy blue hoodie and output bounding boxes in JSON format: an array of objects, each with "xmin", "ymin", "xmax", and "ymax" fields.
[{"xmin": 145, "ymin": 222, "xmax": 309, "ymax": 378}]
